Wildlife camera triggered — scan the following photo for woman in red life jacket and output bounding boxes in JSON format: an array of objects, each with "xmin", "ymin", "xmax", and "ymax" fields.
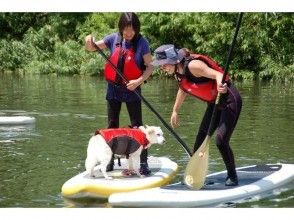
[
  {"xmin": 85, "ymin": 13, "xmax": 153, "ymax": 175},
  {"xmin": 151, "ymin": 44, "xmax": 242, "ymax": 186}
]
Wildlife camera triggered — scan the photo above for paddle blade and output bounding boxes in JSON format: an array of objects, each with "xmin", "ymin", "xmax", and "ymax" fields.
[{"xmin": 183, "ymin": 136, "xmax": 211, "ymax": 189}]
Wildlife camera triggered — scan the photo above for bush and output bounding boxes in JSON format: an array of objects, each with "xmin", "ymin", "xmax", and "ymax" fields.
[
  {"xmin": 0, "ymin": 12, "xmax": 293, "ymax": 81},
  {"xmin": 0, "ymin": 39, "xmax": 31, "ymax": 71}
]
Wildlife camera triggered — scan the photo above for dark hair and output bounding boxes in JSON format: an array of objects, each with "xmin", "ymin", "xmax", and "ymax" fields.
[
  {"xmin": 181, "ymin": 48, "xmax": 191, "ymax": 57},
  {"xmin": 118, "ymin": 12, "xmax": 141, "ymax": 37},
  {"xmin": 179, "ymin": 48, "xmax": 191, "ymax": 64}
]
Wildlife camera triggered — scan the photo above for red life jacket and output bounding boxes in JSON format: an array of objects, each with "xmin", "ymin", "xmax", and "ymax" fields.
[
  {"xmin": 177, "ymin": 54, "xmax": 230, "ymax": 102},
  {"xmin": 95, "ymin": 128, "xmax": 149, "ymax": 158},
  {"xmin": 104, "ymin": 39, "xmax": 142, "ymax": 85}
]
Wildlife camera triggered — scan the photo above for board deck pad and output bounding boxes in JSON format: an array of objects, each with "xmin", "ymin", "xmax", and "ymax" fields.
[
  {"xmin": 203, "ymin": 164, "xmax": 282, "ymax": 190},
  {"xmin": 162, "ymin": 164, "xmax": 282, "ymax": 191},
  {"xmin": 84, "ymin": 156, "xmax": 173, "ymax": 179}
]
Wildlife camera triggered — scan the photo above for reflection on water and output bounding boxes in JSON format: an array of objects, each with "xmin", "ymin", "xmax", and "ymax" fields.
[
  {"xmin": 63, "ymin": 197, "xmax": 110, "ymax": 208},
  {"xmin": 0, "ymin": 124, "xmax": 37, "ymax": 140},
  {"xmin": 0, "ymin": 74, "xmax": 293, "ymax": 207}
]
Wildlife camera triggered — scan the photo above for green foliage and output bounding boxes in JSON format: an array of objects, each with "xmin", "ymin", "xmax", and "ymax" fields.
[
  {"xmin": 259, "ymin": 56, "xmax": 294, "ymax": 82},
  {"xmin": 46, "ymin": 13, "xmax": 89, "ymax": 41},
  {"xmin": 140, "ymin": 12, "xmax": 293, "ymax": 81},
  {"xmin": 0, "ymin": 12, "xmax": 293, "ymax": 81},
  {"xmin": 0, "ymin": 39, "xmax": 30, "ymax": 71},
  {"xmin": 23, "ymin": 40, "xmax": 104, "ymax": 76},
  {"xmin": 23, "ymin": 25, "xmax": 57, "ymax": 61},
  {"xmin": 0, "ymin": 13, "xmax": 47, "ymax": 40},
  {"xmin": 77, "ymin": 13, "xmax": 118, "ymax": 42},
  {"xmin": 140, "ymin": 13, "xmax": 238, "ymax": 64},
  {"xmin": 0, "ymin": 13, "xmax": 88, "ymax": 41}
]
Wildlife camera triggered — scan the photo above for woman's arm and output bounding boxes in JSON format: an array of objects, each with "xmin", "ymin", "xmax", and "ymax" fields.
[
  {"xmin": 170, "ymin": 88, "xmax": 187, "ymax": 128},
  {"xmin": 126, "ymin": 52, "xmax": 154, "ymax": 91}
]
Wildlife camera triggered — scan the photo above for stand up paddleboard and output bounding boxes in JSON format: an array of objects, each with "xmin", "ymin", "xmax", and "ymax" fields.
[
  {"xmin": 61, "ymin": 156, "xmax": 178, "ymax": 199},
  {"xmin": 109, "ymin": 163, "xmax": 294, "ymax": 207},
  {"xmin": 0, "ymin": 116, "xmax": 36, "ymax": 125}
]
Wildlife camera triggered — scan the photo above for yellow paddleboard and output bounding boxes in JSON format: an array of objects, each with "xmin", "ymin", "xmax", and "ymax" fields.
[{"xmin": 61, "ymin": 156, "xmax": 178, "ymax": 199}]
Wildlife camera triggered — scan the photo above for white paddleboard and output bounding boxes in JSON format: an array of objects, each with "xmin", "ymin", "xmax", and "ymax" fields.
[
  {"xmin": 109, "ymin": 163, "xmax": 294, "ymax": 207},
  {"xmin": 61, "ymin": 156, "xmax": 178, "ymax": 199},
  {"xmin": 0, "ymin": 116, "xmax": 36, "ymax": 125}
]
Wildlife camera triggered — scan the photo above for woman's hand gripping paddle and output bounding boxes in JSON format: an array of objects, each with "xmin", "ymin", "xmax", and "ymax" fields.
[{"xmin": 184, "ymin": 13, "xmax": 244, "ymax": 189}]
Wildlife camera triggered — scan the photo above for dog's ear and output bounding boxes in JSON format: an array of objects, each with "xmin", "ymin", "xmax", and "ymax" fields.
[
  {"xmin": 147, "ymin": 127, "xmax": 155, "ymax": 135},
  {"xmin": 139, "ymin": 126, "xmax": 147, "ymax": 132},
  {"xmin": 156, "ymin": 127, "xmax": 163, "ymax": 133}
]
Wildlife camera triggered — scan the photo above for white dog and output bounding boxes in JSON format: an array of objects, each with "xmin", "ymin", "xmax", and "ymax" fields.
[{"xmin": 85, "ymin": 125, "xmax": 165, "ymax": 179}]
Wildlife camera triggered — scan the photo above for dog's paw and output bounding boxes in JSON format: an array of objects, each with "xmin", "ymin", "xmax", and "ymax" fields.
[{"xmin": 122, "ymin": 169, "xmax": 137, "ymax": 176}]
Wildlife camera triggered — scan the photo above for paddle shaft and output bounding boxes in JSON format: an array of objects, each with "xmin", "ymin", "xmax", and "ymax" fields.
[
  {"xmin": 91, "ymin": 40, "xmax": 192, "ymax": 157},
  {"xmin": 207, "ymin": 13, "xmax": 243, "ymax": 137}
]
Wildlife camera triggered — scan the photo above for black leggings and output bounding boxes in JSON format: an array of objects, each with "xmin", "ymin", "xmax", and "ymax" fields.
[
  {"xmin": 107, "ymin": 99, "xmax": 148, "ymax": 163},
  {"xmin": 193, "ymin": 84, "xmax": 242, "ymax": 178}
]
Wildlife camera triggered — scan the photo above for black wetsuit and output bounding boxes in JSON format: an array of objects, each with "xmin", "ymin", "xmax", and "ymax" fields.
[
  {"xmin": 184, "ymin": 58, "xmax": 242, "ymax": 180},
  {"xmin": 193, "ymin": 84, "xmax": 242, "ymax": 179}
]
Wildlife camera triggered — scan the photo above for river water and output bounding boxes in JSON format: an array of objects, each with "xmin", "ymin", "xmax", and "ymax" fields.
[{"xmin": 0, "ymin": 73, "xmax": 293, "ymax": 208}]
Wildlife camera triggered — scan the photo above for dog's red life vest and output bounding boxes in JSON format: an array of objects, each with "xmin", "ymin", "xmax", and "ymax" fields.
[
  {"xmin": 95, "ymin": 128, "xmax": 149, "ymax": 158},
  {"xmin": 177, "ymin": 54, "xmax": 230, "ymax": 102},
  {"xmin": 104, "ymin": 47, "xmax": 142, "ymax": 84}
]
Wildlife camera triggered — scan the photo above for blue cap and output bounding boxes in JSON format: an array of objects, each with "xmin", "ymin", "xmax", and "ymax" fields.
[{"xmin": 151, "ymin": 44, "xmax": 185, "ymax": 66}]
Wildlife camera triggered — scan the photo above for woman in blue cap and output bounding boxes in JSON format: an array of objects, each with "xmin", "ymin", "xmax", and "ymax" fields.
[{"xmin": 151, "ymin": 44, "xmax": 242, "ymax": 186}]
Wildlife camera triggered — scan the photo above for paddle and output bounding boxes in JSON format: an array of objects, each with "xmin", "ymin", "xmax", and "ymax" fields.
[
  {"xmin": 90, "ymin": 38, "xmax": 192, "ymax": 157},
  {"xmin": 184, "ymin": 12, "xmax": 244, "ymax": 189}
]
